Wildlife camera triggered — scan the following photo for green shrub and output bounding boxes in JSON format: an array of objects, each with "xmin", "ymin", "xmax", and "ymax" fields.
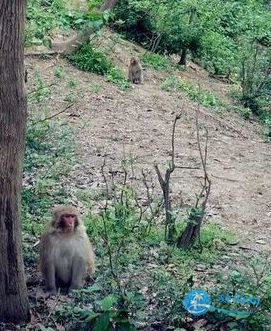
[
  {"xmin": 106, "ymin": 67, "xmax": 130, "ymax": 89},
  {"xmin": 141, "ymin": 53, "xmax": 173, "ymax": 71},
  {"xmin": 160, "ymin": 76, "xmax": 180, "ymax": 91},
  {"xmin": 67, "ymin": 43, "xmax": 129, "ymax": 88},
  {"xmin": 161, "ymin": 76, "xmax": 225, "ymax": 110},
  {"xmin": 67, "ymin": 43, "xmax": 112, "ymax": 74},
  {"xmin": 200, "ymin": 31, "xmax": 236, "ymax": 75},
  {"xmin": 113, "ymin": 0, "xmax": 153, "ymax": 44},
  {"xmin": 25, "ymin": 0, "xmax": 106, "ymax": 46}
]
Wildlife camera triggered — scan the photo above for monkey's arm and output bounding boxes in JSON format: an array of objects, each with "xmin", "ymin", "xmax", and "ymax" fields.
[
  {"xmin": 128, "ymin": 68, "xmax": 133, "ymax": 81},
  {"xmin": 40, "ymin": 233, "xmax": 57, "ymax": 295}
]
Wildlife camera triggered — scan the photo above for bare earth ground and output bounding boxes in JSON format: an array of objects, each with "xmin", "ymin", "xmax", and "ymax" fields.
[{"xmin": 26, "ymin": 30, "xmax": 271, "ymax": 254}]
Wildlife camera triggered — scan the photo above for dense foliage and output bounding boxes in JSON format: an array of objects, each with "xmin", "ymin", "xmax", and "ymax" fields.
[{"xmin": 113, "ymin": 0, "xmax": 271, "ymax": 118}]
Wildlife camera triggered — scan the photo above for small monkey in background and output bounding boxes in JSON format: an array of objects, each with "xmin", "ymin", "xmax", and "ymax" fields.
[
  {"xmin": 128, "ymin": 57, "xmax": 143, "ymax": 84},
  {"xmin": 39, "ymin": 205, "xmax": 95, "ymax": 296}
]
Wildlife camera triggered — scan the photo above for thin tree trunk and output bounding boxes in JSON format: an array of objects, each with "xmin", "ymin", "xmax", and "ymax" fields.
[
  {"xmin": 178, "ymin": 48, "xmax": 187, "ymax": 66},
  {"xmin": 178, "ymin": 8, "xmax": 196, "ymax": 66},
  {"xmin": 0, "ymin": 0, "xmax": 30, "ymax": 323}
]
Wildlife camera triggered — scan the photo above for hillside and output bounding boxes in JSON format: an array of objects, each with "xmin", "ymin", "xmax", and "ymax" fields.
[{"xmin": 26, "ymin": 28, "xmax": 271, "ymax": 252}]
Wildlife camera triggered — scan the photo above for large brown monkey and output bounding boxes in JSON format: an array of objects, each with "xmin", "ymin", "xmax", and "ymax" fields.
[
  {"xmin": 128, "ymin": 57, "xmax": 143, "ymax": 84},
  {"xmin": 39, "ymin": 205, "xmax": 95, "ymax": 295}
]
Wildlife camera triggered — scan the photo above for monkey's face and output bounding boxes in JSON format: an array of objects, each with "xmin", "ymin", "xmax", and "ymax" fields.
[
  {"xmin": 59, "ymin": 214, "xmax": 77, "ymax": 232},
  {"xmin": 130, "ymin": 58, "xmax": 137, "ymax": 66}
]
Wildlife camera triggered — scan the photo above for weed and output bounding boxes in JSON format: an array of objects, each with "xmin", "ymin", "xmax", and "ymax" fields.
[
  {"xmin": 89, "ymin": 82, "xmax": 103, "ymax": 93},
  {"xmin": 25, "ymin": 0, "xmax": 62, "ymax": 46},
  {"xmin": 261, "ymin": 111, "xmax": 271, "ymax": 141},
  {"xmin": 210, "ymin": 254, "xmax": 271, "ymax": 330},
  {"xmin": 66, "ymin": 43, "xmax": 113, "ymax": 75},
  {"xmin": 233, "ymin": 105, "xmax": 252, "ymax": 119},
  {"xmin": 67, "ymin": 78, "xmax": 78, "ymax": 88},
  {"xmin": 64, "ymin": 93, "xmax": 79, "ymax": 103},
  {"xmin": 178, "ymin": 79, "xmax": 225, "ymax": 109},
  {"xmin": 55, "ymin": 292, "xmax": 141, "ymax": 330},
  {"xmin": 28, "ymin": 70, "xmax": 51, "ymax": 103},
  {"xmin": 25, "ymin": 0, "xmax": 105, "ymax": 46},
  {"xmin": 160, "ymin": 75, "xmax": 180, "ymax": 91},
  {"xmin": 141, "ymin": 53, "xmax": 173, "ymax": 71},
  {"xmin": 106, "ymin": 67, "xmax": 130, "ymax": 89},
  {"xmin": 161, "ymin": 76, "xmax": 225, "ymax": 110},
  {"xmin": 54, "ymin": 65, "xmax": 65, "ymax": 79}
]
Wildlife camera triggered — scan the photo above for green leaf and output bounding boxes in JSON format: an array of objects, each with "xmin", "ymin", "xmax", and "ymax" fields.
[
  {"xmin": 93, "ymin": 311, "xmax": 112, "ymax": 331},
  {"xmin": 85, "ymin": 312, "xmax": 100, "ymax": 322},
  {"xmin": 115, "ymin": 322, "xmax": 136, "ymax": 331},
  {"xmin": 99, "ymin": 294, "xmax": 118, "ymax": 310}
]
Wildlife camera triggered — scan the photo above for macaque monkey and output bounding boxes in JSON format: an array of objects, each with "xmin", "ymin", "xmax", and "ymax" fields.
[
  {"xmin": 39, "ymin": 205, "xmax": 95, "ymax": 295},
  {"xmin": 128, "ymin": 57, "xmax": 143, "ymax": 84}
]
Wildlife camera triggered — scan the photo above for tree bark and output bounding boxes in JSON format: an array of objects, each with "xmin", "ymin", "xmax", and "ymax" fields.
[
  {"xmin": 178, "ymin": 48, "xmax": 187, "ymax": 66},
  {"xmin": 176, "ymin": 213, "xmax": 202, "ymax": 249},
  {"xmin": 0, "ymin": 0, "xmax": 30, "ymax": 324}
]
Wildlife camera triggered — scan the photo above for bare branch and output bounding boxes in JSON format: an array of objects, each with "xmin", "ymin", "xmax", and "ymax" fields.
[
  {"xmin": 33, "ymin": 103, "xmax": 75, "ymax": 125},
  {"xmin": 154, "ymin": 112, "xmax": 182, "ymax": 243}
]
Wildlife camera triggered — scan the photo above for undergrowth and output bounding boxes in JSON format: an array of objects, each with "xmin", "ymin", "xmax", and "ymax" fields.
[
  {"xmin": 42, "ymin": 184, "xmax": 271, "ymax": 331},
  {"xmin": 25, "ymin": 0, "xmax": 106, "ymax": 47},
  {"xmin": 22, "ymin": 119, "xmax": 271, "ymax": 330},
  {"xmin": 66, "ymin": 43, "xmax": 129, "ymax": 89},
  {"xmin": 161, "ymin": 76, "xmax": 225, "ymax": 110},
  {"xmin": 22, "ymin": 117, "xmax": 75, "ymax": 236},
  {"xmin": 141, "ymin": 53, "xmax": 174, "ymax": 71}
]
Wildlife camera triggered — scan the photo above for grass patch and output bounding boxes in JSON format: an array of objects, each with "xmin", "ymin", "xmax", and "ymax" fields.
[
  {"xmin": 66, "ymin": 43, "xmax": 129, "ymax": 89},
  {"xmin": 232, "ymin": 105, "xmax": 253, "ymax": 119},
  {"xmin": 161, "ymin": 75, "xmax": 225, "ymax": 110},
  {"xmin": 48, "ymin": 189, "xmax": 271, "ymax": 331},
  {"xmin": 28, "ymin": 70, "xmax": 52, "ymax": 104},
  {"xmin": 23, "ymin": 118, "xmax": 75, "ymax": 235},
  {"xmin": 141, "ymin": 53, "xmax": 174, "ymax": 71}
]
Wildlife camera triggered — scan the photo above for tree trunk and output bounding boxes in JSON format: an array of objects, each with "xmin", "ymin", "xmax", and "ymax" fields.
[
  {"xmin": 0, "ymin": 0, "xmax": 30, "ymax": 324},
  {"xmin": 176, "ymin": 211, "xmax": 203, "ymax": 249},
  {"xmin": 178, "ymin": 48, "xmax": 187, "ymax": 66}
]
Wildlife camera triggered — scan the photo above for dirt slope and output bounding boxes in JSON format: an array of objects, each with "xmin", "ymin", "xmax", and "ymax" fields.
[{"xmin": 26, "ymin": 29, "xmax": 271, "ymax": 252}]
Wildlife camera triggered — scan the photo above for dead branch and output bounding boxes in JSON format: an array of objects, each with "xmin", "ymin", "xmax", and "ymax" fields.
[
  {"xmin": 101, "ymin": 157, "xmax": 121, "ymax": 291},
  {"xmin": 195, "ymin": 106, "xmax": 211, "ymax": 210},
  {"xmin": 33, "ymin": 103, "xmax": 75, "ymax": 125},
  {"xmin": 177, "ymin": 105, "xmax": 211, "ymax": 249},
  {"xmin": 211, "ymin": 174, "xmax": 239, "ymax": 182},
  {"xmin": 142, "ymin": 170, "xmax": 162, "ymax": 233},
  {"xmin": 154, "ymin": 112, "xmax": 182, "ymax": 244}
]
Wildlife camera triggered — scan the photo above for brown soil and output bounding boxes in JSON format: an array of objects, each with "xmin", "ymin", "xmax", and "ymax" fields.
[{"xmin": 25, "ymin": 28, "xmax": 271, "ymax": 253}]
